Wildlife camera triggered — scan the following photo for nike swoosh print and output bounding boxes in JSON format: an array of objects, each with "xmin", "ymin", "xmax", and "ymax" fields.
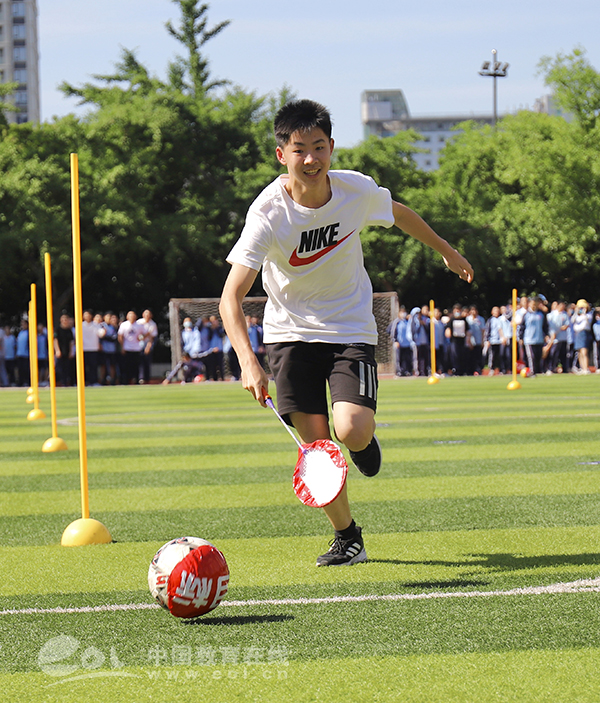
[{"xmin": 288, "ymin": 230, "xmax": 355, "ymax": 267}]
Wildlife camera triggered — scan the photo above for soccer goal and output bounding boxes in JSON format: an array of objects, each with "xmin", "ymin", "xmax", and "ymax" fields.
[{"xmin": 168, "ymin": 292, "xmax": 399, "ymax": 375}]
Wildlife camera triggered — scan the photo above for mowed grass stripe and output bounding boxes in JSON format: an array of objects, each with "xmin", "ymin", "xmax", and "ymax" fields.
[
  {"xmin": 3, "ymin": 524, "xmax": 600, "ymax": 596},
  {"xmin": 1, "ymin": 376, "xmax": 599, "ymax": 428},
  {"xmin": 3, "ymin": 418, "xmax": 600, "ymax": 455},
  {"xmin": 2, "ymin": 470, "xmax": 600, "ymax": 516},
  {"xmin": 4, "ymin": 492, "xmax": 600, "ymax": 546},
  {"xmin": 4, "ymin": 649, "xmax": 600, "ymax": 703},
  {"xmin": 2, "ymin": 424, "xmax": 598, "ymax": 458},
  {"xmin": 3, "ymin": 594, "xmax": 600, "ymax": 666},
  {"xmin": 3, "ymin": 440, "xmax": 600, "ymax": 478},
  {"xmin": 2, "ymin": 455, "xmax": 597, "ymax": 494}
]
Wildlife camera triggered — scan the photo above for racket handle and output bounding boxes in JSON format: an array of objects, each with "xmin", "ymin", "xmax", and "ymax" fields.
[{"xmin": 263, "ymin": 392, "xmax": 305, "ymax": 453}]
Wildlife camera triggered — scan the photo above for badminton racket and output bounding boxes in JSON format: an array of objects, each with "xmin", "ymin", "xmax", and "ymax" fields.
[{"xmin": 264, "ymin": 393, "xmax": 348, "ymax": 508}]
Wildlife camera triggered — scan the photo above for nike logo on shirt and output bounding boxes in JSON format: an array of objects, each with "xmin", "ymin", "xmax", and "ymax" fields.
[{"xmin": 288, "ymin": 228, "xmax": 355, "ymax": 267}]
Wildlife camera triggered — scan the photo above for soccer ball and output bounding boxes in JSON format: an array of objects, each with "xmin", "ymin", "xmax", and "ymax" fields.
[{"xmin": 148, "ymin": 536, "xmax": 229, "ymax": 619}]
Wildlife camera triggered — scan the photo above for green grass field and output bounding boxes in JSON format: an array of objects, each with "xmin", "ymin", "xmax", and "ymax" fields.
[{"xmin": 2, "ymin": 374, "xmax": 600, "ymax": 702}]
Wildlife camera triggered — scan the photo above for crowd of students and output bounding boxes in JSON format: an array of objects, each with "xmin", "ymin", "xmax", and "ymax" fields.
[
  {"xmin": 390, "ymin": 295, "xmax": 600, "ymax": 378},
  {"xmin": 0, "ymin": 309, "xmax": 158, "ymax": 388},
  {"xmin": 3, "ymin": 295, "xmax": 597, "ymax": 388},
  {"xmin": 164, "ymin": 314, "xmax": 265, "ymax": 384}
]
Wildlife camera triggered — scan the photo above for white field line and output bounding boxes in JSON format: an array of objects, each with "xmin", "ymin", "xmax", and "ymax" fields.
[{"xmin": 2, "ymin": 577, "xmax": 600, "ymax": 617}]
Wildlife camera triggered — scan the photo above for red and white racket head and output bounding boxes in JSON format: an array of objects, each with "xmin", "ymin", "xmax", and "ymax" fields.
[{"xmin": 292, "ymin": 439, "xmax": 348, "ymax": 508}]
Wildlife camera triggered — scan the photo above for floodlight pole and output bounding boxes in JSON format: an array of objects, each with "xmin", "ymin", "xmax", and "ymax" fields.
[{"xmin": 479, "ymin": 48, "xmax": 509, "ymax": 127}]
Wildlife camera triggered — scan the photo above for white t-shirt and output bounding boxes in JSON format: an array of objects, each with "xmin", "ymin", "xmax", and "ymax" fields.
[
  {"xmin": 142, "ymin": 319, "xmax": 158, "ymax": 339},
  {"xmin": 119, "ymin": 320, "xmax": 145, "ymax": 352},
  {"xmin": 81, "ymin": 321, "xmax": 101, "ymax": 352},
  {"xmin": 227, "ymin": 170, "xmax": 394, "ymax": 344},
  {"xmin": 139, "ymin": 319, "xmax": 158, "ymax": 349}
]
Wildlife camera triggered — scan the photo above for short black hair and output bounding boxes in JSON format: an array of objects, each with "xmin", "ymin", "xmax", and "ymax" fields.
[{"xmin": 274, "ymin": 99, "xmax": 332, "ymax": 147}]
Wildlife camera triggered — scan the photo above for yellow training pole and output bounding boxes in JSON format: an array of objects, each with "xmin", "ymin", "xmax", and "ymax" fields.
[
  {"xmin": 27, "ymin": 285, "xmax": 46, "ymax": 420},
  {"xmin": 427, "ymin": 298, "xmax": 439, "ymax": 385},
  {"xmin": 61, "ymin": 153, "xmax": 112, "ymax": 546},
  {"xmin": 25, "ymin": 301, "xmax": 35, "ymax": 403},
  {"xmin": 507, "ymin": 288, "xmax": 521, "ymax": 391},
  {"xmin": 42, "ymin": 253, "xmax": 68, "ymax": 452}
]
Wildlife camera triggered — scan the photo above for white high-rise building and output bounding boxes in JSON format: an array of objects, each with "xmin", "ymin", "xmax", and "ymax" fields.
[
  {"xmin": 361, "ymin": 90, "xmax": 494, "ymax": 172},
  {"xmin": 0, "ymin": 0, "xmax": 40, "ymax": 124}
]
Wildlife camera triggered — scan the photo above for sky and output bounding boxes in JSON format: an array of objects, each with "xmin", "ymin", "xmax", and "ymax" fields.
[{"xmin": 38, "ymin": 0, "xmax": 600, "ymax": 148}]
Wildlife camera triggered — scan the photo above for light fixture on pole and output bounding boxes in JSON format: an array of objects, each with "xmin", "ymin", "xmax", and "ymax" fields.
[{"xmin": 479, "ymin": 48, "xmax": 509, "ymax": 127}]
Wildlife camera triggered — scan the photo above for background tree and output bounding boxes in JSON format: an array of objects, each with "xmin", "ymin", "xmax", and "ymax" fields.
[
  {"xmin": 333, "ymin": 132, "xmax": 434, "ymax": 303},
  {"xmin": 412, "ymin": 110, "xmax": 600, "ymax": 310},
  {"xmin": 1, "ymin": 24, "xmax": 599, "ymax": 327},
  {"xmin": 0, "ymin": 1, "xmax": 281, "ymax": 325},
  {"xmin": 0, "ymin": 81, "xmax": 19, "ymax": 128},
  {"xmin": 538, "ymin": 46, "xmax": 600, "ymax": 133}
]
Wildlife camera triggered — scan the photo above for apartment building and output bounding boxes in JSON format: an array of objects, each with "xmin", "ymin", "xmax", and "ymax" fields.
[
  {"xmin": 361, "ymin": 90, "xmax": 494, "ymax": 172},
  {"xmin": 0, "ymin": 0, "xmax": 40, "ymax": 124}
]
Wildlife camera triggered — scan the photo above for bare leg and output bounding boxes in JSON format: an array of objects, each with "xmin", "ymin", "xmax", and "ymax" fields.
[
  {"xmin": 289, "ymin": 411, "xmax": 353, "ymax": 531},
  {"xmin": 332, "ymin": 402, "xmax": 375, "ymax": 452}
]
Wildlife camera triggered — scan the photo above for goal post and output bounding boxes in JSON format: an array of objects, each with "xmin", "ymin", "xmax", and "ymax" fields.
[{"xmin": 168, "ymin": 292, "xmax": 399, "ymax": 376}]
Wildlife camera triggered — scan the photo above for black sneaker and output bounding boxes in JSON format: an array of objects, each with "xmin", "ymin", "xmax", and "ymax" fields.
[
  {"xmin": 349, "ymin": 435, "xmax": 382, "ymax": 477},
  {"xmin": 316, "ymin": 526, "xmax": 367, "ymax": 567}
]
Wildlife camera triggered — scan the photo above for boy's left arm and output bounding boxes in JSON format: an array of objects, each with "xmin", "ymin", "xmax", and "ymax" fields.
[{"xmin": 392, "ymin": 201, "xmax": 473, "ymax": 283}]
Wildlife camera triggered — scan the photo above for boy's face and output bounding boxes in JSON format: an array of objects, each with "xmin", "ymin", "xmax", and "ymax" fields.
[{"xmin": 276, "ymin": 128, "xmax": 334, "ymax": 190}]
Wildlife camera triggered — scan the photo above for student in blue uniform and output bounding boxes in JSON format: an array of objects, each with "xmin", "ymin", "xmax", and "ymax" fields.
[{"xmin": 521, "ymin": 297, "xmax": 549, "ymax": 376}]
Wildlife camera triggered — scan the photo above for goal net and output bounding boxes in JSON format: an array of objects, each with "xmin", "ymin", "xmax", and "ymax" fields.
[{"xmin": 168, "ymin": 292, "xmax": 398, "ymax": 376}]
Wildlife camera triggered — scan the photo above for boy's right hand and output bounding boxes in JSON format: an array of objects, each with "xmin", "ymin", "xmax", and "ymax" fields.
[{"xmin": 241, "ymin": 357, "xmax": 269, "ymax": 406}]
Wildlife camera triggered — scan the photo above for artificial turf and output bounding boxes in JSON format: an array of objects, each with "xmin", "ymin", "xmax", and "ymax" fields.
[{"xmin": 1, "ymin": 374, "xmax": 600, "ymax": 701}]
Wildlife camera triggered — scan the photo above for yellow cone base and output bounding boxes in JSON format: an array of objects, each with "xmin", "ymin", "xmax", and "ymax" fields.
[
  {"xmin": 27, "ymin": 408, "xmax": 47, "ymax": 421},
  {"xmin": 42, "ymin": 436, "xmax": 68, "ymax": 453},
  {"xmin": 427, "ymin": 375, "xmax": 440, "ymax": 385},
  {"xmin": 507, "ymin": 380, "xmax": 522, "ymax": 391},
  {"xmin": 61, "ymin": 518, "xmax": 113, "ymax": 546},
  {"xmin": 26, "ymin": 394, "xmax": 35, "ymax": 404}
]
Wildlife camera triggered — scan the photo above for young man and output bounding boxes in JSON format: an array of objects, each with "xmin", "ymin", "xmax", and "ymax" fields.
[
  {"xmin": 484, "ymin": 306, "xmax": 505, "ymax": 374},
  {"xmin": 547, "ymin": 301, "xmax": 569, "ymax": 373},
  {"xmin": 445, "ymin": 304, "xmax": 471, "ymax": 376},
  {"xmin": 54, "ymin": 313, "xmax": 75, "ymax": 387},
  {"xmin": 139, "ymin": 309, "xmax": 159, "ymax": 384},
  {"xmin": 118, "ymin": 311, "xmax": 145, "ymax": 385},
  {"xmin": 81, "ymin": 310, "xmax": 101, "ymax": 386},
  {"xmin": 466, "ymin": 305, "xmax": 485, "ymax": 375},
  {"xmin": 219, "ymin": 100, "xmax": 473, "ymax": 567},
  {"xmin": 521, "ymin": 296, "xmax": 549, "ymax": 376}
]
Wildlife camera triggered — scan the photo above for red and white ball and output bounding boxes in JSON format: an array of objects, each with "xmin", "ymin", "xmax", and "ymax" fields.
[{"xmin": 148, "ymin": 536, "xmax": 229, "ymax": 619}]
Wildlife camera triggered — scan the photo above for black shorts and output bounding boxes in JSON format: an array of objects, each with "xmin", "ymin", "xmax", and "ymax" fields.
[{"xmin": 266, "ymin": 341, "xmax": 378, "ymax": 424}]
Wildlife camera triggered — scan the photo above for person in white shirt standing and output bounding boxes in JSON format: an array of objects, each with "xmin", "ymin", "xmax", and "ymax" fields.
[
  {"xmin": 118, "ymin": 311, "xmax": 145, "ymax": 385},
  {"xmin": 81, "ymin": 310, "xmax": 101, "ymax": 386},
  {"xmin": 138, "ymin": 309, "xmax": 159, "ymax": 384},
  {"xmin": 219, "ymin": 99, "xmax": 474, "ymax": 567},
  {"xmin": 547, "ymin": 301, "xmax": 570, "ymax": 373}
]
